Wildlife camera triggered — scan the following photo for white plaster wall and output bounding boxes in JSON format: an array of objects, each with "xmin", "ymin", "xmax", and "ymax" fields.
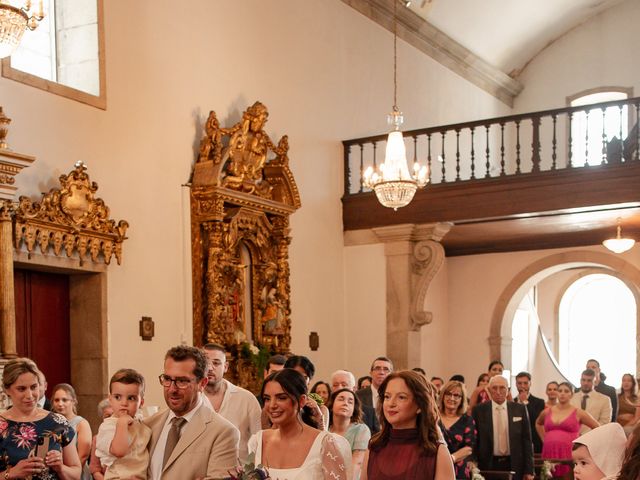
[
  {"xmin": 2, "ymin": 0, "xmax": 508, "ymax": 407},
  {"xmin": 514, "ymin": 0, "xmax": 640, "ymax": 112}
]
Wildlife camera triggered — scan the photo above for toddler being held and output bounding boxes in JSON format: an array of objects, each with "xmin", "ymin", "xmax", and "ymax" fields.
[{"xmin": 96, "ymin": 368, "xmax": 151, "ymax": 480}]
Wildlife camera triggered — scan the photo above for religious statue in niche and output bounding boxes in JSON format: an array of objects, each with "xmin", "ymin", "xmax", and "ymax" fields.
[
  {"xmin": 258, "ymin": 264, "xmax": 285, "ymax": 336},
  {"xmin": 191, "ymin": 101, "xmax": 302, "ymax": 389}
]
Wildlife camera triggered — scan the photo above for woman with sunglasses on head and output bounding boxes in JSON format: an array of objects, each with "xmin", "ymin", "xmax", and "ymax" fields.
[
  {"xmin": 249, "ymin": 368, "xmax": 351, "ymax": 479},
  {"xmin": 438, "ymin": 381, "xmax": 476, "ymax": 479},
  {"xmin": 362, "ymin": 370, "xmax": 455, "ymax": 480}
]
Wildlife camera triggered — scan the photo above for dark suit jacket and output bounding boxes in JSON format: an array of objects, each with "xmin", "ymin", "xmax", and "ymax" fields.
[
  {"xmin": 472, "ymin": 401, "xmax": 534, "ymax": 480},
  {"xmin": 515, "ymin": 394, "xmax": 545, "ymax": 454},
  {"xmin": 356, "ymin": 386, "xmax": 380, "ymax": 434}
]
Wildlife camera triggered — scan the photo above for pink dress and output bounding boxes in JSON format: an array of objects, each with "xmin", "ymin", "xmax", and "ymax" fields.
[{"xmin": 542, "ymin": 408, "xmax": 580, "ymax": 477}]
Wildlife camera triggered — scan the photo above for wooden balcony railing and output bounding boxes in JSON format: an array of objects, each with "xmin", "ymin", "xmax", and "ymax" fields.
[{"xmin": 343, "ymin": 97, "xmax": 640, "ymax": 198}]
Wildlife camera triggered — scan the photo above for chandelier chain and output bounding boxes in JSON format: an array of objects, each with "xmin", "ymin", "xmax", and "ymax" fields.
[{"xmin": 393, "ymin": 0, "xmax": 398, "ymax": 111}]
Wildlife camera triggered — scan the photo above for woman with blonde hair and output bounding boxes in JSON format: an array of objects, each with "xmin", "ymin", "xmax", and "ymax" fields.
[
  {"xmin": 438, "ymin": 380, "xmax": 476, "ymax": 479},
  {"xmin": 51, "ymin": 383, "xmax": 92, "ymax": 480},
  {"xmin": 362, "ymin": 370, "xmax": 455, "ymax": 480},
  {"xmin": 0, "ymin": 358, "xmax": 81, "ymax": 479}
]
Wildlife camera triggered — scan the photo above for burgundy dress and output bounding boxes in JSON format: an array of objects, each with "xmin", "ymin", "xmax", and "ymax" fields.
[
  {"xmin": 367, "ymin": 428, "xmax": 437, "ymax": 480},
  {"xmin": 541, "ymin": 408, "xmax": 580, "ymax": 477}
]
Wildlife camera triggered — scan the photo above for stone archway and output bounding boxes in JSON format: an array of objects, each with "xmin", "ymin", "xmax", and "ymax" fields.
[{"xmin": 490, "ymin": 250, "xmax": 640, "ymax": 370}]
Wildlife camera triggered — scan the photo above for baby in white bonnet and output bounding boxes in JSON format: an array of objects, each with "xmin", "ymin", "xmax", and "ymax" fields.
[{"xmin": 572, "ymin": 423, "xmax": 627, "ymax": 480}]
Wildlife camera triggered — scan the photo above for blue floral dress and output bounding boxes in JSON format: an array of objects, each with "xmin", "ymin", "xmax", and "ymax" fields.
[{"xmin": 0, "ymin": 412, "xmax": 75, "ymax": 480}]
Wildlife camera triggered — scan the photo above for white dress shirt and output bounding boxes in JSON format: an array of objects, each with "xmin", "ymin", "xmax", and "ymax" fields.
[
  {"xmin": 492, "ymin": 400, "xmax": 510, "ymax": 456},
  {"xmin": 149, "ymin": 395, "xmax": 203, "ymax": 480},
  {"xmin": 371, "ymin": 385, "xmax": 380, "ymax": 409}
]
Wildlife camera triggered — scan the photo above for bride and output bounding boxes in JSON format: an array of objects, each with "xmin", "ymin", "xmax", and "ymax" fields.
[{"xmin": 249, "ymin": 368, "xmax": 352, "ymax": 479}]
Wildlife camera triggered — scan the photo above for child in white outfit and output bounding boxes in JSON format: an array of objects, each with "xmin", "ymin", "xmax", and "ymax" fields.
[{"xmin": 96, "ymin": 369, "xmax": 151, "ymax": 480}]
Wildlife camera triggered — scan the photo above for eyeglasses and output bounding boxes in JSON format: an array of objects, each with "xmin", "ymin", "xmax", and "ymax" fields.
[
  {"xmin": 158, "ymin": 374, "xmax": 197, "ymax": 389},
  {"xmin": 444, "ymin": 392, "xmax": 463, "ymax": 400},
  {"xmin": 372, "ymin": 366, "xmax": 391, "ymax": 373}
]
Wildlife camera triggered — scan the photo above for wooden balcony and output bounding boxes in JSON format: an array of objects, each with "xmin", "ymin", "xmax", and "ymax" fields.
[{"xmin": 342, "ymin": 98, "xmax": 640, "ymax": 256}]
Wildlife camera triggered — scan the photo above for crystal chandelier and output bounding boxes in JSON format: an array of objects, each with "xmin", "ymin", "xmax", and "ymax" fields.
[
  {"xmin": 0, "ymin": 1, "xmax": 44, "ymax": 59},
  {"xmin": 362, "ymin": 0, "xmax": 428, "ymax": 211},
  {"xmin": 602, "ymin": 217, "xmax": 635, "ymax": 254}
]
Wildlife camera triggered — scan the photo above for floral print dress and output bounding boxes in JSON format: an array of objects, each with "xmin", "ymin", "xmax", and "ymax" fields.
[
  {"xmin": 0, "ymin": 412, "xmax": 75, "ymax": 480},
  {"xmin": 439, "ymin": 414, "xmax": 477, "ymax": 479}
]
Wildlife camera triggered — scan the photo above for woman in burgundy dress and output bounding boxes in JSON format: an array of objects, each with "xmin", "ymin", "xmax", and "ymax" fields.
[
  {"xmin": 362, "ymin": 370, "xmax": 455, "ymax": 480},
  {"xmin": 536, "ymin": 382, "xmax": 599, "ymax": 477}
]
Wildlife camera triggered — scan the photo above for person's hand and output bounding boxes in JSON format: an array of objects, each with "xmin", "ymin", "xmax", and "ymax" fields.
[
  {"xmin": 114, "ymin": 411, "xmax": 134, "ymax": 425},
  {"xmin": 12, "ymin": 455, "xmax": 45, "ymax": 477},
  {"xmin": 453, "ymin": 446, "xmax": 472, "ymax": 461},
  {"xmin": 523, "ymin": 474, "xmax": 535, "ymax": 480},
  {"xmin": 45, "ymin": 449, "xmax": 64, "ymax": 472},
  {"xmin": 305, "ymin": 397, "xmax": 325, "ymax": 429}
]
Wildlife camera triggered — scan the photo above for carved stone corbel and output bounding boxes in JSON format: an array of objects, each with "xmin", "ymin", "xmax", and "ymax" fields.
[
  {"xmin": 410, "ymin": 239, "xmax": 446, "ymax": 330},
  {"xmin": 374, "ymin": 222, "xmax": 451, "ymax": 369}
]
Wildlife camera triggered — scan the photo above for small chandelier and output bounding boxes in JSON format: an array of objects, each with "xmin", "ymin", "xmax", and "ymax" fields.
[
  {"xmin": 363, "ymin": 0, "xmax": 428, "ymax": 210},
  {"xmin": 602, "ymin": 217, "xmax": 635, "ymax": 254},
  {"xmin": 0, "ymin": 0, "xmax": 44, "ymax": 59}
]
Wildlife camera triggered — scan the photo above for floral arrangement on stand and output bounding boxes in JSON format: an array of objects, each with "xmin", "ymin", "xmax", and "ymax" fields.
[
  {"xmin": 239, "ymin": 341, "xmax": 271, "ymax": 375},
  {"xmin": 470, "ymin": 464, "xmax": 485, "ymax": 480},
  {"xmin": 540, "ymin": 461, "xmax": 559, "ymax": 480}
]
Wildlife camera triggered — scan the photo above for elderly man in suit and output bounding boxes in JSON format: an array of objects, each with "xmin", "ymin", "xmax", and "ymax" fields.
[
  {"xmin": 472, "ymin": 375, "xmax": 534, "ymax": 480},
  {"xmin": 571, "ymin": 368, "xmax": 612, "ymax": 434},
  {"xmin": 356, "ymin": 356, "xmax": 393, "ymax": 434},
  {"xmin": 146, "ymin": 345, "xmax": 239, "ymax": 480},
  {"xmin": 514, "ymin": 371, "xmax": 546, "ymax": 454}
]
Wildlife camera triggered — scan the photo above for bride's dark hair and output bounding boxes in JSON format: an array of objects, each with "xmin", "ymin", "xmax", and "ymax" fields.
[{"xmin": 261, "ymin": 368, "xmax": 318, "ymax": 429}]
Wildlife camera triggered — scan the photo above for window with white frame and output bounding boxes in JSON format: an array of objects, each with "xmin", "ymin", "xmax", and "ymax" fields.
[
  {"xmin": 569, "ymin": 89, "xmax": 630, "ymax": 166},
  {"xmin": 558, "ymin": 273, "xmax": 636, "ymax": 387},
  {"xmin": 2, "ymin": 0, "xmax": 105, "ymax": 109}
]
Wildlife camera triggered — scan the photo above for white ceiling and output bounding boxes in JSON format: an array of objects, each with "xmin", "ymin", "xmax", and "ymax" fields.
[{"xmin": 408, "ymin": 0, "xmax": 624, "ymax": 75}]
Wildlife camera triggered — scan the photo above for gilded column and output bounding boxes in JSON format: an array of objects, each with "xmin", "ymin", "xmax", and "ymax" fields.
[
  {"xmin": 373, "ymin": 223, "xmax": 451, "ymax": 370},
  {"xmin": 0, "ymin": 201, "xmax": 16, "ymax": 358}
]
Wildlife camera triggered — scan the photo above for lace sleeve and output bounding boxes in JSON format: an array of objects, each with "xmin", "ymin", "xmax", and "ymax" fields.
[{"xmin": 321, "ymin": 433, "xmax": 352, "ymax": 480}]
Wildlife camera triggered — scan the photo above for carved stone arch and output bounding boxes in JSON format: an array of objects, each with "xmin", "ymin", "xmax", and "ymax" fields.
[
  {"xmin": 190, "ymin": 102, "xmax": 300, "ymax": 391},
  {"xmin": 490, "ymin": 250, "xmax": 640, "ymax": 367}
]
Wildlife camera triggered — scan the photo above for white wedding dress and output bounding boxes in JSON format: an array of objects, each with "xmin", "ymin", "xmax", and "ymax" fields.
[{"xmin": 248, "ymin": 430, "xmax": 352, "ymax": 480}]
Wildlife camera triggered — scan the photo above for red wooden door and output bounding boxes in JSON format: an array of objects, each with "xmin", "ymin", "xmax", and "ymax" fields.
[{"xmin": 13, "ymin": 269, "xmax": 71, "ymax": 398}]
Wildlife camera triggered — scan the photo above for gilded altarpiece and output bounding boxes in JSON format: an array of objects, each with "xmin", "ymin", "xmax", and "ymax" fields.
[{"xmin": 190, "ymin": 102, "xmax": 300, "ymax": 392}]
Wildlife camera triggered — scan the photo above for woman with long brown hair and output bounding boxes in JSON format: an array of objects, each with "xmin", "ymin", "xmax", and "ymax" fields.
[
  {"xmin": 361, "ymin": 370, "xmax": 454, "ymax": 480},
  {"xmin": 617, "ymin": 373, "xmax": 639, "ymax": 434}
]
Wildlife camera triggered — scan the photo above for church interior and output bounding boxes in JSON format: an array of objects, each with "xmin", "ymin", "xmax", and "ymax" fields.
[{"xmin": 0, "ymin": 0, "xmax": 639, "ymax": 427}]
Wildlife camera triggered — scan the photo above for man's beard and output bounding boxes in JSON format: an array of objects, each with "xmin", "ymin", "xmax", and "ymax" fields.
[{"xmin": 205, "ymin": 377, "xmax": 223, "ymax": 393}]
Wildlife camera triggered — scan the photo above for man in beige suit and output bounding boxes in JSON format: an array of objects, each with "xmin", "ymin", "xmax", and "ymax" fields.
[
  {"xmin": 571, "ymin": 368, "xmax": 611, "ymax": 434},
  {"xmin": 146, "ymin": 345, "xmax": 239, "ymax": 480}
]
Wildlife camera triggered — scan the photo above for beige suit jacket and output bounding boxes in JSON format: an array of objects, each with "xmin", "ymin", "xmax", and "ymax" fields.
[
  {"xmin": 571, "ymin": 390, "xmax": 612, "ymax": 434},
  {"xmin": 145, "ymin": 403, "xmax": 240, "ymax": 480}
]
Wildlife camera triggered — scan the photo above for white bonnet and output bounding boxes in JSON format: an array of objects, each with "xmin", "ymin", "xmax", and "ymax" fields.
[{"xmin": 573, "ymin": 423, "xmax": 627, "ymax": 477}]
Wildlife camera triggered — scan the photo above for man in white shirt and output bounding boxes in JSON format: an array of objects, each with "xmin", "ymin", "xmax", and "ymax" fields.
[
  {"xmin": 571, "ymin": 368, "xmax": 612, "ymax": 434},
  {"xmin": 145, "ymin": 345, "xmax": 239, "ymax": 480},
  {"xmin": 472, "ymin": 375, "xmax": 534, "ymax": 480},
  {"xmin": 203, "ymin": 343, "xmax": 261, "ymax": 464}
]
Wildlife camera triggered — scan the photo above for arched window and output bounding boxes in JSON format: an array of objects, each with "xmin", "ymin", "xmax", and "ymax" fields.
[
  {"xmin": 568, "ymin": 88, "xmax": 631, "ymax": 166},
  {"xmin": 558, "ymin": 273, "xmax": 636, "ymax": 386}
]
